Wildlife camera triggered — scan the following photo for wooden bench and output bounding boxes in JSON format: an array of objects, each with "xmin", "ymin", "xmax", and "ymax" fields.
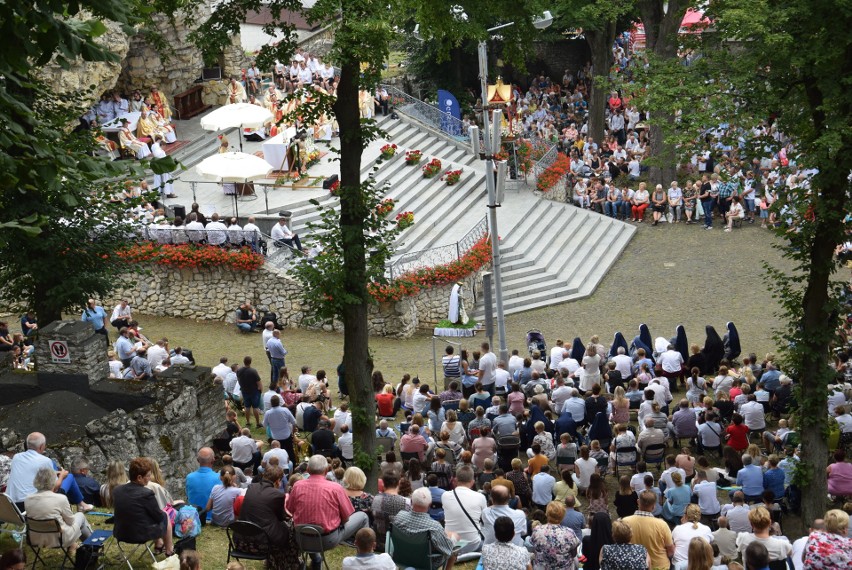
[{"xmin": 173, "ymin": 84, "xmax": 211, "ymax": 120}]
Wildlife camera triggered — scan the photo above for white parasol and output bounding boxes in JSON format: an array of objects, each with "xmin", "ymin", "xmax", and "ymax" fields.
[
  {"xmin": 195, "ymin": 151, "xmax": 273, "ymax": 183},
  {"xmin": 200, "ymin": 103, "xmax": 274, "ymax": 151}
]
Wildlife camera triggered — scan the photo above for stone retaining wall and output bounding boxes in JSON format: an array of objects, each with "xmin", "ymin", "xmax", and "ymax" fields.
[
  {"xmin": 0, "ymin": 367, "xmax": 222, "ymax": 499},
  {"xmin": 107, "ymin": 261, "xmax": 489, "ymax": 338}
]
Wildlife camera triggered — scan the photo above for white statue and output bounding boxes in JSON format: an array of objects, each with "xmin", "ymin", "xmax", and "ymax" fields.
[{"xmin": 448, "ymin": 282, "xmax": 469, "ymax": 325}]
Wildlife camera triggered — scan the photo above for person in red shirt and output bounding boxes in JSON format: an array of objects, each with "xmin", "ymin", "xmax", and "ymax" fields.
[
  {"xmin": 724, "ymin": 413, "xmax": 750, "ymax": 452},
  {"xmin": 375, "ymin": 384, "xmax": 396, "ymax": 418},
  {"xmin": 286, "ymin": 455, "xmax": 369, "ymax": 568}
]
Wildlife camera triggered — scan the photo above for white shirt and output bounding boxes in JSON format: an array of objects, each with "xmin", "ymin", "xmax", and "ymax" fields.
[
  {"xmin": 243, "ymin": 222, "xmax": 261, "ymax": 242},
  {"xmin": 262, "ymin": 328, "xmax": 275, "ymax": 352},
  {"xmin": 660, "ymin": 467, "xmax": 686, "ymax": 491},
  {"xmin": 558, "ymin": 358, "xmax": 580, "ymax": 376},
  {"xmin": 338, "ymin": 432, "xmax": 354, "ymax": 459},
  {"xmin": 721, "ymin": 504, "xmax": 752, "ymax": 533},
  {"xmin": 298, "ymin": 373, "xmax": 317, "ymax": 393},
  {"xmin": 740, "ymin": 401, "xmax": 767, "ymax": 430},
  {"xmin": 223, "ymin": 371, "xmax": 239, "ymax": 395},
  {"xmin": 828, "ymin": 391, "xmax": 848, "ymax": 415},
  {"xmin": 146, "ymin": 344, "xmax": 168, "ymax": 369},
  {"xmin": 262, "ymin": 389, "xmax": 278, "ymax": 411},
  {"xmin": 791, "ymin": 536, "xmax": 808, "ymax": 570},
  {"xmin": 613, "ymin": 354, "xmax": 633, "ymax": 378},
  {"xmin": 205, "ymin": 221, "xmax": 228, "ymax": 245},
  {"xmin": 659, "ymin": 350, "xmax": 684, "ymax": 373},
  {"xmin": 171, "ymin": 353, "xmax": 190, "ymax": 365},
  {"xmin": 442, "ymin": 486, "xmax": 487, "ymax": 543},
  {"xmin": 630, "ymin": 471, "xmax": 653, "ymax": 494},
  {"xmin": 230, "ymin": 436, "xmax": 258, "ymax": 464},
  {"xmin": 212, "ymin": 362, "xmax": 231, "ymax": 379},
  {"xmin": 693, "ymin": 480, "xmax": 721, "ymax": 514},
  {"xmin": 550, "ymin": 346, "xmax": 564, "ymax": 370},
  {"xmin": 478, "ymin": 352, "xmax": 497, "ymax": 386},
  {"xmin": 671, "ymin": 522, "xmax": 714, "ymax": 563},
  {"xmin": 494, "ymin": 368, "xmax": 511, "ymax": 390},
  {"xmin": 271, "ymin": 222, "xmax": 294, "ymax": 241},
  {"xmin": 185, "ymin": 220, "xmax": 205, "ymax": 242},
  {"xmin": 226, "ymin": 223, "xmax": 243, "ymax": 244},
  {"xmin": 111, "ymin": 304, "xmax": 131, "ymax": 323},
  {"xmin": 508, "ymin": 355, "xmax": 525, "ymax": 375}
]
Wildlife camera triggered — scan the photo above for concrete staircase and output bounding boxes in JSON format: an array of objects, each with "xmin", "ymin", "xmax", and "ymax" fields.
[
  {"xmin": 473, "ymin": 201, "xmax": 636, "ymax": 318},
  {"xmin": 274, "ymin": 113, "xmax": 488, "ymax": 254}
]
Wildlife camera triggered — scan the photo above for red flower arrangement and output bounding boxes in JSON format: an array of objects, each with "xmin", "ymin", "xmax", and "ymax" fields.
[
  {"xmin": 380, "ymin": 143, "xmax": 398, "ymax": 159},
  {"xmin": 329, "ymin": 180, "xmax": 341, "ymax": 196},
  {"xmin": 369, "ymin": 236, "xmax": 492, "ymax": 302},
  {"xmin": 422, "ymin": 158, "xmax": 442, "ymax": 178},
  {"xmin": 375, "ymin": 198, "xmax": 395, "ymax": 217},
  {"xmin": 405, "ymin": 149, "xmax": 423, "ymax": 165},
  {"xmin": 116, "ymin": 243, "xmax": 264, "ymax": 271},
  {"xmin": 536, "ymin": 152, "xmax": 572, "ymax": 193},
  {"xmin": 395, "ymin": 211, "xmax": 414, "ymax": 229},
  {"xmin": 441, "ymin": 169, "xmax": 463, "ymax": 186}
]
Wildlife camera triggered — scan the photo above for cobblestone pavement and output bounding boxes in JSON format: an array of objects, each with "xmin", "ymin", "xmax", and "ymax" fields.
[{"xmin": 129, "ymin": 219, "xmax": 796, "ymax": 384}]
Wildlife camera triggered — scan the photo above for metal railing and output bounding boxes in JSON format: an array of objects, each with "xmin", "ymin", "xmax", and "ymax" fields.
[
  {"xmin": 381, "ymin": 85, "xmax": 471, "ymax": 142},
  {"xmin": 386, "ymin": 215, "xmax": 488, "ymax": 280},
  {"xmin": 529, "ymin": 144, "xmax": 560, "ymax": 180}
]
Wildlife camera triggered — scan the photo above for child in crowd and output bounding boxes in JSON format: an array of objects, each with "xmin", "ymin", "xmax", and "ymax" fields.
[
  {"xmin": 626, "ymin": 379, "xmax": 645, "ymax": 408},
  {"xmin": 637, "ymin": 362, "xmax": 653, "ymax": 386},
  {"xmin": 589, "ymin": 440, "xmax": 607, "ymax": 462}
]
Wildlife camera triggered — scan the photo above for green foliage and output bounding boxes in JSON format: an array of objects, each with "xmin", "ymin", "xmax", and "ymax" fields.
[{"xmin": 291, "ymin": 174, "xmax": 405, "ymax": 323}]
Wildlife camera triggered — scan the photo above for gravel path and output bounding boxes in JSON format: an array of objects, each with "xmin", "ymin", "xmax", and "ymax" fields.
[{"xmin": 131, "ymin": 220, "xmax": 795, "ymax": 384}]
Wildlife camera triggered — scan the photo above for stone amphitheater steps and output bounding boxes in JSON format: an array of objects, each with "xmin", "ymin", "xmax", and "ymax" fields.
[
  {"xmin": 473, "ymin": 202, "xmax": 635, "ymax": 318},
  {"xmin": 282, "ymin": 114, "xmax": 486, "ymax": 252}
]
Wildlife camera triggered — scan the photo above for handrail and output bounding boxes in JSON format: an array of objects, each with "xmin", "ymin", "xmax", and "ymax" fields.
[
  {"xmin": 386, "ymin": 215, "xmax": 488, "ymax": 280},
  {"xmin": 381, "ymin": 85, "xmax": 470, "ymax": 142}
]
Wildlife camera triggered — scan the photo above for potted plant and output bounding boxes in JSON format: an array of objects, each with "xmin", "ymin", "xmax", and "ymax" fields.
[
  {"xmin": 422, "ymin": 158, "xmax": 442, "ymax": 178},
  {"xmin": 395, "ymin": 211, "xmax": 415, "ymax": 230},
  {"xmin": 380, "ymin": 143, "xmax": 398, "ymax": 159},
  {"xmin": 441, "ymin": 169, "xmax": 463, "ymax": 186},
  {"xmin": 405, "ymin": 149, "xmax": 423, "ymax": 165}
]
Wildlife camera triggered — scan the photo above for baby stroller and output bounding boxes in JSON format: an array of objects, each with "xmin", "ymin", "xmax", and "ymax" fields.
[
  {"xmin": 259, "ymin": 308, "xmax": 284, "ymax": 330},
  {"xmin": 526, "ymin": 329, "xmax": 546, "ymax": 358}
]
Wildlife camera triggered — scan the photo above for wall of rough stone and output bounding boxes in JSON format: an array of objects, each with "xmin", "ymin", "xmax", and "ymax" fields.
[
  {"xmin": 106, "ymin": 261, "xmax": 489, "ymax": 338},
  {"xmin": 36, "ymin": 18, "xmax": 131, "ymax": 111},
  {"xmin": 36, "ymin": 320, "xmax": 110, "ymax": 386},
  {"xmin": 538, "ymin": 179, "xmax": 571, "ymax": 204},
  {"xmin": 0, "ymin": 367, "xmax": 222, "ymax": 499}
]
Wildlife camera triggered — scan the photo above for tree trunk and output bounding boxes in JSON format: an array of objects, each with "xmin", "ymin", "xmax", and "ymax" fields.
[
  {"xmin": 585, "ymin": 23, "xmax": 615, "ymax": 146},
  {"xmin": 796, "ymin": 82, "xmax": 847, "ymax": 525},
  {"xmin": 639, "ymin": 0, "xmax": 685, "ymax": 186},
  {"xmin": 334, "ymin": 59, "xmax": 379, "ymax": 493}
]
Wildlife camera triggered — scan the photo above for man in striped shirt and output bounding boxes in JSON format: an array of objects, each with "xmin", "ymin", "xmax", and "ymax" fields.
[{"xmin": 441, "ymin": 346, "xmax": 461, "ymax": 391}]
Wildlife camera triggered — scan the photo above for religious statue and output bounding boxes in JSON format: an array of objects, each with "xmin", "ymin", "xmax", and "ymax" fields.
[{"xmin": 448, "ymin": 282, "xmax": 469, "ymax": 325}]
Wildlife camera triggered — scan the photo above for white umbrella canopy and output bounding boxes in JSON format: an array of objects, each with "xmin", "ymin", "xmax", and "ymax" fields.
[
  {"xmin": 195, "ymin": 151, "xmax": 273, "ymax": 183},
  {"xmin": 200, "ymin": 103, "xmax": 274, "ymax": 131}
]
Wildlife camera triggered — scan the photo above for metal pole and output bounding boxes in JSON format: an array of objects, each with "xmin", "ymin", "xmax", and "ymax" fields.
[
  {"xmin": 478, "ymin": 40, "xmax": 508, "ymax": 364},
  {"xmin": 191, "ymin": 181, "xmax": 197, "ymax": 203},
  {"xmin": 264, "ymin": 184, "xmax": 269, "ymax": 214},
  {"xmin": 432, "ymin": 336, "xmax": 438, "ymax": 386}
]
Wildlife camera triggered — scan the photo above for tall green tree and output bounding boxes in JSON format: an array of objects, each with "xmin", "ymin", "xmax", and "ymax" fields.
[
  {"xmin": 633, "ymin": 0, "xmax": 852, "ymax": 524},
  {"xmin": 553, "ymin": 0, "xmax": 636, "ymax": 145},
  {"xmin": 0, "ymin": 0, "xmax": 179, "ymax": 322}
]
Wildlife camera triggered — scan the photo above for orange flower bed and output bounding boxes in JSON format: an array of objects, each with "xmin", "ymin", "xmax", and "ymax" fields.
[
  {"xmin": 369, "ymin": 236, "xmax": 492, "ymax": 302},
  {"xmin": 116, "ymin": 242, "xmax": 265, "ymax": 271},
  {"xmin": 536, "ymin": 152, "xmax": 572, "ymax": 192}
]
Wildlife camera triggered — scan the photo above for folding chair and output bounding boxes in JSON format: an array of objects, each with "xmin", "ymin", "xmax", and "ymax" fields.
[
  {"xmin": 0, "ymin": 493, "xmax": 26, "ymax": 546},
  {"xmin": 441, "ymin": 400, "xmax": 461, "ymax": 412},
  {"xmin": 428, "ymin": 470, "xmax": 451, "ymax": 491},
  {"xmin": 642, "ymin": 443, "xmax": 666, "ymax": 471},
  {"xmin": 375, "ymin": 437, "xmax": 396, "ymax": 456},
  {"xmin": 294, "ymin": 524, "xmax": 331, "ymax": 570},
  {"xmin": 25, "ymin": 517, "xmax": 75, "ymax": 569},
  {"xmin": 226, "ymin": 520, "xmax": 272, "ymax": 566},
  {"xmin": 614, "ymin": 447, "xmax": 638, "ymax": 476},
  {"xmin": 110, "ymin": 529, "xmax": 158, "ymax": 570},
  {"xmin": 387, "ymin": 524, "xmax": 453, "ymax": 570},
  {"xmin": 400, "ymin": 451, "xmax": 420, "ymax": 462}
]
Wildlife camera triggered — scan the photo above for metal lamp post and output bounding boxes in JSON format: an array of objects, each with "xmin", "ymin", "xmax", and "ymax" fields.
[{"xmin": 475, "ymin": 12, "xmax": 553, "ymax": 363}]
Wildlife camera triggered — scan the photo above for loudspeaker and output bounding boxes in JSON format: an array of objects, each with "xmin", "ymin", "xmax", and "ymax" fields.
[
  {"xmin": 322, "ymin": 174, "xmax": 339, "ymax": 189},
  {"xmin": 173, "ymin": 205, "xmax": 186, "ymax": 219}
]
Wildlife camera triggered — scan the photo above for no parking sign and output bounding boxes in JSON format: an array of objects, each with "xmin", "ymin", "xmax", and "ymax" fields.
[{"xmin": 49, "ymin": 340, "xmax": 71, "ymax": 363}]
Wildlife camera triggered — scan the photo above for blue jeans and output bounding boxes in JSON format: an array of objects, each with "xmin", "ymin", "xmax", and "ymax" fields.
[
  {"xmin": 702, "ymin": 199, "xmax": 715, "ymax": 227},
  {"xmin": 270, "ymin": 357, "xmax": 285, "ymax": 384},
  {"xmin": 604, "ymin": 202, "xmax": 618, "ymax": 218},
  {"xmin": 237, "ymin": 322, "xmax": 255, "ymax": 333}
]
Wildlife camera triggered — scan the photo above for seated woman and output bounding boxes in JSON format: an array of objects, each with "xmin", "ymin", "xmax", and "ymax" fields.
[
  {"xmin": 631, "ymin": 182, "xmax": 650, "ymax": 222},
  {"xmin": 204, "ymin": 466, "xmax": 242, "ymax": 527},
  {"xmin": 827, "ymin": 449, "xmax": 852, "ymax": 499},
  {"xmin": 112, "ymin": 457, "xmax": 173, "ymax": 556},
  {"xmin": 25, "ymin": 467, "xmax": 93, "ymax": 551},
  {"xmin": 725, "ymin": 195, "xmax": 745, "ymax": 232}
]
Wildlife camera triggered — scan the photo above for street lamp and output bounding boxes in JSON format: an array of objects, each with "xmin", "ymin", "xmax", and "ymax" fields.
[{"xmin": 472, "ymin": 12, "xmax": 552, "ymax": 363}]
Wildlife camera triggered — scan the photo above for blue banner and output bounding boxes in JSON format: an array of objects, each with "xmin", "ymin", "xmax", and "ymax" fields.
[{"xmin": 437, "ymin": 89, "xmax": 461, "ymax": 136}]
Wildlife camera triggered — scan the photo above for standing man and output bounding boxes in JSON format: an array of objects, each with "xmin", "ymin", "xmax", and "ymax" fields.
[
  {"xmin": 286, "ymin": 455, "xmax": 369, "ymax": 570},
  {"xmin": 237, "ymin": 356, "xmax": 263, "ymax": 427},
  {"xmin": 262, "ymin": 321, "xmax": 276, "ymax": 363},
  {"xmin": 477, "ymin": 342, "xmax": 497, "ymax": 397},
  {"xmin": 266, "ymin": 330, "xmax": 288, "ymax": 384},
  {"xmin": 263, "ymin": 395, "xmax": 297, "ymax": 464},
  {"xmin": 81, "ymin": 298, "xmax": 109, "ymax": 339},
  {"xmin": 110, "ymin": 300, "xmax": 132, "ymax": 330},
  {"xmin": 622, "ymin": 490, "xmax": 674, "ymax": 570}
]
